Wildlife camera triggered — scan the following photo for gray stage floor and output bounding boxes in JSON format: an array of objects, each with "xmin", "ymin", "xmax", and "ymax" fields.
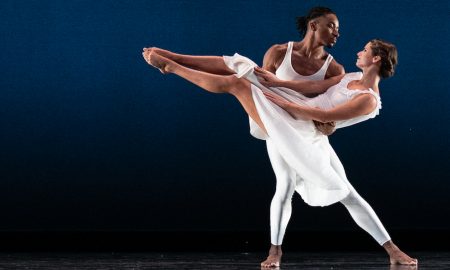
[{"xmin": 0, "ymin": 252, "xmax": 446, "ymax": 269}]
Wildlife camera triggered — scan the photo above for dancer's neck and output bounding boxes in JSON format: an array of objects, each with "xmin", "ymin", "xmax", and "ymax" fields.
[
  {"xmin": 360, "ymin": 67, "xmax": 381, "ymax": 92},
  {"xmin": 295, "ymin": 35, "xmax": 326, "ymax": 59}
]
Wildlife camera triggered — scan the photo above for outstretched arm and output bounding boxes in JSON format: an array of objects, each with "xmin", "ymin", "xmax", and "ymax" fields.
[
  {"xmin": 264, "ymin": 92, "xmax": 377, "ymax": 123},
  {"xmin": 254, "ymin": 67, "xmax": 345, "ymax": 95}
]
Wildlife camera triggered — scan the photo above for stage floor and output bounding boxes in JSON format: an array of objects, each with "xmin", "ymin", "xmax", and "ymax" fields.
[{"xmin": 0, "ymin": 252, "xmax": 446, "ymax": 269}]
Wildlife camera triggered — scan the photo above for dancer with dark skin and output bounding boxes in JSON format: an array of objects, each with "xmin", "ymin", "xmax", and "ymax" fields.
[
  {"xmin": 146, "ymin": 8, "xmax": 343, "ymax": 267},
  {"xmin": 257, "ymin": 8, "xmax": 343, "ymax": 267},
  {"xmin": 144, "ymin": 9, "xmax": 343, "ymax": 266},
  {"xmin": 142, "ymin": 38, "xmax": 417, "ymax": 267}
]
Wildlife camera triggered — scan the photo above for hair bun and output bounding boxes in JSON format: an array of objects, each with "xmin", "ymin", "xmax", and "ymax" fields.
[{"xmin": 370, "ymin": 39, "xmax": 398, "ymax": 79}]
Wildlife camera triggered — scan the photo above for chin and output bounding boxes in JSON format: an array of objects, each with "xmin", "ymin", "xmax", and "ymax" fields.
[{"xmin": 326, "ymin": 43, "xmax": 335, "ymax": 49}]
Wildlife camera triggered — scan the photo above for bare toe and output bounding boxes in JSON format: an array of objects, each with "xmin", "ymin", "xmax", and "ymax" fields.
[
  {"xmin": 390, "ymin": 254, "xmax": 418, "ymax": 265},
  {"xmin": 147, "ymin": 52, "xmax": 170, "ymax": 74},
  {"xmin": 260, "ymin": 255, "xmax": 281, "ymax": 268}
]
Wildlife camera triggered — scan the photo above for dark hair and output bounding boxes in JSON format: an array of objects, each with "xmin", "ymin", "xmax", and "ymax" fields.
[
  {"xmin": 370, "ymin": 39, "xmax": 398, "ymax": 78},
  {"xmin": 296, "ymin": 7, "xmax": 336, "ymax": 37}
]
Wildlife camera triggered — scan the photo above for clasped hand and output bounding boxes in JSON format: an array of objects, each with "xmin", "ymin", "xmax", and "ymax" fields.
[
  {"xmin": 263, "ymin": 91, "xmax": 299, "ymax": 118},
  {"xmin": 263, "ymin": 92, "xmax": 336, "ymax": 136},
  {"xmin": 254, "ymin": 67, "xmax": 283, "ymax": 87},
  {"xmin": 256, "ymin": 67, "xmax": 336, "ymax": 136}
]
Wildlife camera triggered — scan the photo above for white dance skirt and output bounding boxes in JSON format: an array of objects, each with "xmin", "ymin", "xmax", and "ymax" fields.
[{"xmin": 223, "ymin": 53, "xmax": 351, "ymax": 206}]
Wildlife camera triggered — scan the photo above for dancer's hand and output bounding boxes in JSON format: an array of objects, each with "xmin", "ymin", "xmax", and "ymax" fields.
[
  {"xmin": 314, "ymin": 121, "xmax": 336, "ymax": 136},
  {"xmin": 254, "ymin": 67, "xmax": 283, "ymax": 87},
  {"xmin": 263, "ymin": 91, "xmax": 291, "ymax": 108},
  {"xmin": 264, "ymin": 91, "xmax": 317, "ymax": 121},
  {"xmin": 263, "ymin": 92, "xmax": 298, "ymax": 118}
]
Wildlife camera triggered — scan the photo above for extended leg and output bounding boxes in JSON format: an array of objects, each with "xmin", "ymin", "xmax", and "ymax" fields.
[
  {"xmin": 261, "ymin": 140, "xmax": 296, "ymax": 268},
  {"xmin": 270, "ymin": 144, "xmax": 296, "ymax": 245},
  {"xmin": 144, "ymin": 47, "xmax": 235, "ymax": 75},
  {"xmin": 143, "ymin": 50, "xmax": 266, "ymax": 133},
  {"xmin": 340, "ymin": 188, "xmax": 417, "ymax": 265}
]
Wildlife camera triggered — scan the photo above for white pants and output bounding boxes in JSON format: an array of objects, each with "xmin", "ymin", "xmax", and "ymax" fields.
[{"xmin": 267, "ymin": 139, "xmax": 391, "ymax": 246}]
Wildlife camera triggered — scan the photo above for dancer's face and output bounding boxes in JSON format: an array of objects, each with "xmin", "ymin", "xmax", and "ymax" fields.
[
  {"xmin": 312, "ymin": 14, "xmax": 340, "ymax": 48},
  {"xmin": 356, "ymin": 42, "xmax": 380, "ymax": 68}
]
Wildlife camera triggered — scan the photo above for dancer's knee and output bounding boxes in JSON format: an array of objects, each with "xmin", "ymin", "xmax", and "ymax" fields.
[
  {"xmin": 227, "ymin": 76, "xmax": 250, "ymax": 96},
  {"xmin": 273, "ymin": 182, "xmax": 296, "ymax": 205}
]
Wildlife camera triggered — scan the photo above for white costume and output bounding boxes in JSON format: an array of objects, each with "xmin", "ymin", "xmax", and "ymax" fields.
[{"xmin": 223, "ymin": 42, "xmax": 391, "ymax": 246}]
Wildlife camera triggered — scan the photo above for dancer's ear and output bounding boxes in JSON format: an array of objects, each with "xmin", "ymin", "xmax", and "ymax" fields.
[
  {"xmin": 372, "ymin": 55, "xmax": 381, "ymax": 64},
  {"xmin": 309, "ymin": 21, "xmax": 317, "ymax": 31}
]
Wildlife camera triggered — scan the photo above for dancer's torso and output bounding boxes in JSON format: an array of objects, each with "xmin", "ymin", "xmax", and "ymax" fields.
[
  {"xmin": 313, "ymin": 72, "xmax": 381, "ymax": 128},
  {"xmin": 275, "ymin": 41, "xmax": 333, "ymax": 81},
  {"xmin": 272, "ymin": 42, "xmax": 380, "ymax": 128}
]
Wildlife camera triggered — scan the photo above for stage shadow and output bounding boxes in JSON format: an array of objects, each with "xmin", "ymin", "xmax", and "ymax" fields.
[
  {"xmin": 259, "ymin": 264, "xmax": 417, "ymax": 270},
  {"xmin": 390, "ymin": 264, "xmax": 418, "ymax": 270}
]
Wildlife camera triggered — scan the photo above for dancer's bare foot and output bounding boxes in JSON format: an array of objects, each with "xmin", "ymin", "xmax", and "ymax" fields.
[
  {"xmin": 261, "ymin": 245, "xmax": 282, "ymax": 268},
  {"xmin": 142, "ymin": 47, "xmax": 176, "ymax": 62},
  {"xmin": 142, "ymin": 51, "xmax": 171, "ymax": 74},
  {"xmin": 383, "ymin": 241, "xmax": 418, "ymax": 265},
  {"xmin": 148, "ymin": 47, "xmax": 174, "ymax": 59},
  {"xmin": 389, "ymin": 264, "xmax": 418, "ymax": 270}
]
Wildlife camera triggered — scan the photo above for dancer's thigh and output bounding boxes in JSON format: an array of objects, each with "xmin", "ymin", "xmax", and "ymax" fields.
[
  {"xmin": 267, "ymin": 140, "xmax": 292, "ymax": 179},
  {"xmin": 267, "ymin": 139, "xmax": 296, "ymax": 195},
  {"xmin": 229, "ymin": 78, "xmax": 266, "ymax": 133}
]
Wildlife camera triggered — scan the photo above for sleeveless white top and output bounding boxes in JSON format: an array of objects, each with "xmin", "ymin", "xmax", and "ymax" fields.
[
  {"xmin": 276, "ymin": 41, "xmax": 333, "ymax": 81},
  {"xmin": 222, "ymin": 53, "xmax": 381, "ymax": 207},
  {"xmin": 249, "ymin": 41, "xmax": 333, "ymax": 138},
  {"xmin": 312, "ymin": 72, "xmax": 381, "ymax": 129}
]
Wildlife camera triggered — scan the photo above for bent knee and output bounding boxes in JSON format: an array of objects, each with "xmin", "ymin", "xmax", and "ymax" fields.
[
  {"xmin": 273, "ymin": 185, "xmax": 296, "ymax": 200},
  {"xmin": 227, "ymin": 76, "xmax": 250, "ymax": 96},
  {"xmin": 272, "ymin": 192, "xmax": 294, "ymax": 205}
]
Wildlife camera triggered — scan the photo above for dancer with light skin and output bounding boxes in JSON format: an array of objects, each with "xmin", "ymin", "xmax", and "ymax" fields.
[{"xmin": 142, "ymin": 38, "xmax": 417, "ymax": 267}]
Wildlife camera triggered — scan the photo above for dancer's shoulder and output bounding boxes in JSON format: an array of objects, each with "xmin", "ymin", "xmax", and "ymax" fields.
[
  {"xmin": 325, "ymin": 58, "xmax": 345, "ymax": 78},
  {"xmin": 266, "ymin": 43, "xmax": 288, "ymax": 55},
  {"xmin": 262, "ymin": 43, "xmax": 288, "ymax": 71}
]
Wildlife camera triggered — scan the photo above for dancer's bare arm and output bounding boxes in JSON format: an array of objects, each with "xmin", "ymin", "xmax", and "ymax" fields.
[
  {"xmin": 264, "ymin": 92, "xmax": 377, "ymax": 123},
  {"xmin": 318, "ymin": 60, "xmax": 344, "ymax": 134},
  {"xmin": 262, "ymin": 44, "xmax": 287, "ymax": 73},
  {"xmin": 325, "ymin": 59, "xmax": 345, "ymax": 79},
  {"xmin": 255, "ymin": 67, "xmax": 344, "ymax": 95},
  {"xmin": 260, "ymin": 44, "xmax": 338, "ymax": 135}
]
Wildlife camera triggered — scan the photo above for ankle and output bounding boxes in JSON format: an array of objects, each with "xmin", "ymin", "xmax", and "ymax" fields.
[
  {"xmin": 269, "ymin": 244, "xmax": 282, "ymax": 255},
  {"xmin": 383, "ymin": 240, "xmax": 399, "ymax": 254}
]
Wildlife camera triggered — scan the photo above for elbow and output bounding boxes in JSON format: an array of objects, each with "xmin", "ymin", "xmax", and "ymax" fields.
[
  {"xmin": 307, "ymin": 82, "xmax": 320, "ymax": 92},
  {"xmin": 310, "ymin": 83, "xmax": 328, "ymax": 95}
]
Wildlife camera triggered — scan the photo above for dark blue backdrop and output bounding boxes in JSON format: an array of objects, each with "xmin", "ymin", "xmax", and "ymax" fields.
[{"xmin": 1, "ymin": 0, "xmax": 449, "ymax": 232}]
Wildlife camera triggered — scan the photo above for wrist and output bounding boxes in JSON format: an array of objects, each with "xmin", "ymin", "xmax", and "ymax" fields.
[
  {"xmin": 317, "ymin": 110, "xmax": 330, "ymax": 123},
  {"xmin": 278, "ymin": 79, "xmax": 287, "ymax": 87}
]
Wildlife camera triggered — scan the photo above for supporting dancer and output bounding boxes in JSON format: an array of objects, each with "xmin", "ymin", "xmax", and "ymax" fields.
[
  {"xmin": 257, "ymin": 7, "xmax": 344, "ymax": 267},
  {"xmin": 145, "ymin": 8, "xmax": 343, "ymax": 265},
  {"xmin": 142, "ymin": 38, "xmax": 417, "ymax": 266},
  {"xmin": 146, "ymin": 7, "xmax": 344, "ymax": 267}
]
